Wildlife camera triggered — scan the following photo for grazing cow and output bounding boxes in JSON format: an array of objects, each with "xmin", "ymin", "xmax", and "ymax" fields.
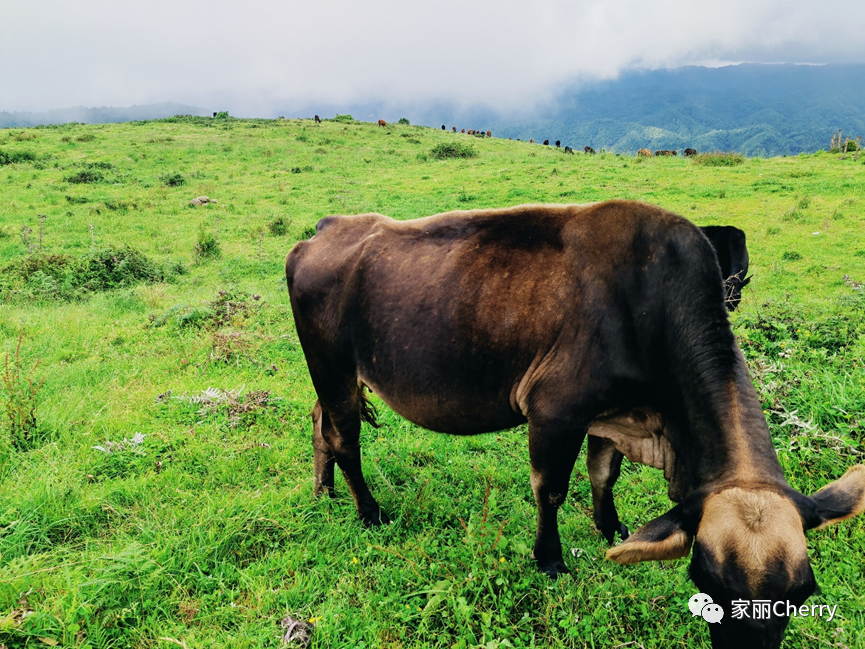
[
  {"xmin": 453, "ymin": 127, "xmax": 457, "ymax": 132},
  {"xmin": 699, "ymin": 226, "xmax": 751, "ymax": 311},
  {"xmin": 584, "ymin": 146, "xmax": 595, "ymax": 154},
  {"xmin": 543, "ymin": 140, "xmax": 550, "ymax": 146},
  {"xmin": 378, "ymin": 120, "xmax": 387, "ymax": 127},
  {"xmin": 564, "ymin": 146, "xmax": 574, "ymax": 154},
  {"xmin": 286, "ymin": 201, "xmax": 865, "ymax": 649},
  {"xmin": 314, "ymin": 115, "xmax": 321, "ymax": 123},
  {"xmin": 637, "ymin": 148, "xmax": 653, "ymax": 157},
  {"xmin": 468, "ymin": 129, "xmax": 474, "ymax": 135},
  {"xmin": 462, "ymin": 129, "xmax": 466, "ymax": 134},
  {"xmin": 442, "ymin": 125, "xmax": 446, "ymax": 130},
  {"xmin": 487, "ymin": 130, "xmax": 492, "ymax": 138},
  {"xmin": 529, "ymin": 139, "xmax": 534, "ymax": 144},
  {"xmin": 555, "ymin": 140, "xmax": 561, "ymax": 148},
  {"xmin": 213, "ymin": 112, "xmax": 217, "ymax": 118},
  {"xmin": 684, "ymin": 148, "xmax": 697, "ymax": 157},
  {"xmin": 655, "ymin": 150, "xmax": 677, "ymax": 156}
]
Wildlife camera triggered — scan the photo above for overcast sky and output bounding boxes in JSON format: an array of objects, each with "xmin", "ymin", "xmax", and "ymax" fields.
[{"xmin": 2, "ymin": 0, "xmax": 864, "ymax": 116}]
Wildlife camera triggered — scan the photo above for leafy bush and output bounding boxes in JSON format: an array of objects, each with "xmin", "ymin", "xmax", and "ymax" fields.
[
  {"xmin": 71, "ymin": 246, "xmax": 164, "ymax": 292},
  {"xmin": 0, "ymin": 149, "xmax": 37, "ymax": 166},
  {"xmin": 301, "ymin": 226, "xmax": 316, "ymax": 240},
  {"xmin": 692, "ymin": 152, "xmax": 745, "ymax": 166},
  {"xmin": 160, "ymin": 172, "xmax": 185, "ymax": 187},
  {"xmin": 782, "ymin": 250, "xmax": 803, "ymax": 261},
  {"xmin": 66, "ymin": 169, "xmax": 104, "ymax": 184},
  {"xmin": 215, "ymin": 111, "xmax": 230, "ymax": 119},
  {"xmin": 332, "ymin": 114, "xmax": 354, "ymax": 123},
  {"xmin": 194, "ymin": 225, "xmax": 221, "ymax": 263},
  {"xmin": 268, "ymin": 215, "xmax": 291, "ymax": 236},
  {"xmin": 398, "ymin": 118, "xmax": 410, "ymax": 125},
  {"xmin": 76, "ymin": 133, "xmax": 96, "ymax": 142},
  {"xmin": 430, "ymin": 142, "xmax": 478, "ymax": 160}
]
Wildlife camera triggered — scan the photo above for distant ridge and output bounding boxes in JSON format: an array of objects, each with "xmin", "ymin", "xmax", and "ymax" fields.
[
  {"xmin": 0, "ymin": 102, "xmax": 212, "ymax": 128},
  {"xmin": 300, "ymin": 63, "xmax": 865, "ymax": 157}
]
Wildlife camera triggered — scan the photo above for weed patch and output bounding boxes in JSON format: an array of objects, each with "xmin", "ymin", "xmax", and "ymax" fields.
[
  {"xmin": 0, "ymin": 149, "xmax": 37, "ymax": 166},
  {"xmin": 692, "ymin": 152, "xmax": 745, "ymax": 166},
  {"xmin": 430, "ymin": 142, "xmax": 477, "ymax": 159},
  {"xmin": 1, "ymin": 335, "xmax": 45, "ymax": 451}
]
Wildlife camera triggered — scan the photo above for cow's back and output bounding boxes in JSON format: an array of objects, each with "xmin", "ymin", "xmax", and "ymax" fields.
[{"xmin": 286, "ymin": 201, "xmax": 727, "ymax": 434}]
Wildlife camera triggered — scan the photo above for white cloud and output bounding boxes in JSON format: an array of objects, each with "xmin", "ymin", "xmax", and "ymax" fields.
[{"xmin": 1, "ymin": 0, "xmax": 863, "ymax": 114}]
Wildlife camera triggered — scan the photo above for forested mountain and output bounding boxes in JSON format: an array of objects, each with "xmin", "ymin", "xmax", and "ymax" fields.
[{"xmin": 400, "ymin": 64, "xmax": 865, "ymax": 156}]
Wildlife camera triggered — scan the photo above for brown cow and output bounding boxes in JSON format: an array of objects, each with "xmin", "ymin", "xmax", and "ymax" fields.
[
  {"xmin": 529, "ymin": 139, "xmax": 534, "ymax": 144},
  {"xmin": 655, "ymin": 150, "xmax": 677, "ymax": 156},
  {"xmin": 453, "ymin": 127, "xmax": 457, "ymax": 132},
  {"xmin": 378, "ymin": 119, "xmax": 387, "ymax": 127},
  {"xmin": 637, "ymin": 148, "xmax": 653, "ymax": 157},
  {"xmin": 461, "ymin": 129, "xmax": 465, "ymax": 134},
  {"xmin": 468, "ymin": 129, "xmax": 474, "ymax": 135},
  {"xmin": 487, "ymin": 130, "xmax": 492, "ymax": 138},
  {"xmin": 584, "ymin": 146, "xmax": 595, "ymax": 154},
  {"xmin": 286, "ymin": 201, "xmax": 865, "ymax": 649},
  {"xmin": 684, "ymin": 148, "xmax": 698, "ymax": 157}
]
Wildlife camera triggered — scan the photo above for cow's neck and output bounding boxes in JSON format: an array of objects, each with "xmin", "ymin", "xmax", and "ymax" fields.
[{"xmin": 670, "ymin": 351, "xmax": 786, "ymax": 499}]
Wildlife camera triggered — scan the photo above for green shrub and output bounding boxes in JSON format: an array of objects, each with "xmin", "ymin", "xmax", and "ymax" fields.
[
  {"xmin": 430, "ymin": 142, "xmax": 478, "ymax": 160},
  {"xmin": 66, "ymin": 169, "xmax": 104, "ymax": 184},
  {"xmin": 160, "ymin": 172, "xmax": 185, "ymax": 187},
  {"xmin": 194, "ymin": 225, "xmax": 221, "ymax": 263},
  {"xmin": 71, "ymin": 246, "xmax": 164, "ymax": 292},
  {"xmin": 782, "ymin": 250, "xmax": 803, "ymax": 261},
  {"xmin": 76, "ymin": 133, "xmax": 95, "ymax": 142},
  {"xmin": 301, "ymin": 226, "xmax": 316, "ymax": 240},
  {"xmin": 268, "ymin": 215, "xmax": 290, "ymax": 236},
  {"xmin": 398, "ymin": 118, "xmax": 410, "ymax": 125},
  {"xmin": 215, "ymin": 111, "xmax": 230, "ymax": 119},
  {"xmin": 692, "ymin": 152, "xmax": 745, "ymax": 166},
  {"xmin": 0, "ymin": 149, "xmax": 37, "ymax": 166},
  {"xmin": 332, "ymin": 114, "xmax": 354, "ymax": 123}
]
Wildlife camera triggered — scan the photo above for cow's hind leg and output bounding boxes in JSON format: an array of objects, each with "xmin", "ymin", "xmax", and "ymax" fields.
[
  {"xmin": 586, "ymin": 435, "xmax": 630, "ymax": 545},
  {"xmin": 528, "ymin": 420, "xmax": 586, "ymax": 577},
  {"xmin": 312, "ymin": 400, "xmax": 336, "ymax": 497},
  {"xmin": 314, "ymin": 390, "xmax": 390, "ymax": 527}
]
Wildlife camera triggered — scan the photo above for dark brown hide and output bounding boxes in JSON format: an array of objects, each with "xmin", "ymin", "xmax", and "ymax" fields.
[{"xmin": 286, "ymin": 201, "xmax": 865, "ymax": 649}]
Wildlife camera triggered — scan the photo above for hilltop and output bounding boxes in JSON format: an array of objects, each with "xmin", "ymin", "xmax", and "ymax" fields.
[{"xmin": 0, "ymin": 116, "xmax": 863, "ymax": 648}]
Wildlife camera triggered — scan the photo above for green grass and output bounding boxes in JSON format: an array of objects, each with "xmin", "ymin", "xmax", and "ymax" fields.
[{"xmin": 0, "ymin": 116, "xmax": 864, "ymax": 648}]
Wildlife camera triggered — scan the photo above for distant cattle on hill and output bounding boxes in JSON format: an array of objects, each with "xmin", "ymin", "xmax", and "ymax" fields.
[
  {"xmin": 378, "ymin": 120, "xmax": 387, "ymax": 127},
  {"xmin": 314, "ymin": 115, "xmax": 321, "ymax": 123},
  {"xmin": 442, "ymin": 125, "xmax": 446, "ymax": 130},
  {"xmin": 486, "ymin": 130, "xmax": 492, "ymax": 138},
  {"xmin": 530, "ymin": 139, "xmax": 534, "ymax": 144},
  {"xmin": 453, "ymin": 127, "xmax": 457, "ymax": 132},
  {"xmin": 555, "ymin": 140, "xmax": 561, "ymax": 148},
  {"xmin": 468, "ymin": 129, "xmax": 474, "ymax": 135},
  {"xmin": 564, "ymin": 146, "xmax": 574, "ymax": 154},
  {"xmin": 637, "ymin": 149, "xmax": 653, "ymax": 157},
  {"xmin": 684, "ymin": 148, "xmax": 697, "ymax": 157},
  {"xmin": 543, "ymin": 140, "xmax": 549, "ymax": 146},
  {"xmin": 584, "ymin": 146, "xmax": 595, "ymax": 154},
  {"xmin": 461, "ymin": 129, "xmax": 466, "ymax": 133},
  {"xmin": 655, "ymin": 150, "xmax": 677, "ymax": 156}
]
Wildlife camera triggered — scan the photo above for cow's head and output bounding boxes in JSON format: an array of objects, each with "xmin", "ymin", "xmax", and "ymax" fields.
[
  {"xmin": 606, "ymin": 465, "xmax": 865, "ymax": 649},
  {"xmin": 723, "ymin": 272, "xmax": 751, "ymax": 311}
]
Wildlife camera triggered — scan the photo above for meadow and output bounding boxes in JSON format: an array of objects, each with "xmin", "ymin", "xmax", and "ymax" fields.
[{"xmin": 0, "ymin": 115, "xmax": 863, "ymax": 648}]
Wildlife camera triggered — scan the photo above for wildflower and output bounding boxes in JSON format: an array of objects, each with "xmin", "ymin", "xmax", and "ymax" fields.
[
  {"xmin": 352, "ymin": 557, "xmax": 359, "ymax": 564},
  {"xmin": 499, "ymin": 557, "xmax": 506, "ymax": 563}
]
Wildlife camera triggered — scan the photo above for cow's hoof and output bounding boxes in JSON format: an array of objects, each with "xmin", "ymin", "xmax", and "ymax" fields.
[
  {"xmin": 617, "ymin": 523, "xmax": 630, "ymax": 541},
  {"xmin": 313, "ymin": 484, "xmax": 336, "ymax": 498},
  {"xmin": 537, "ymin": 559, "xmax": 570, "ymax": 578},
  {"xmin": 360, "ymin": 509, "xmax": 391, "ymax": 527}
]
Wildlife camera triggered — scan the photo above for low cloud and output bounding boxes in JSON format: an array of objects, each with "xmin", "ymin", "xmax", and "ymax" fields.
[{"xmin": 2, "ymin": 0, "xmax": 863, "ymax": 115}]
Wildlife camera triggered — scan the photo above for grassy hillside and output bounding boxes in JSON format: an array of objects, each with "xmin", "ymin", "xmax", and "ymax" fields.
[{"xmin": 1, "ymin": 116, "xmax": 864, "ymax": 649}]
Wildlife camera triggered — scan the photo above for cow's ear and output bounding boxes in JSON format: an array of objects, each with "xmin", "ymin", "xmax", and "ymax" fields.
[
  {"xmin": 806, "ymin": 465, "xmax": 865, "ymax": 530},
  {"xmin": 606, "ymin": 506, "xmax": 693, "ymax": 565},
  {"xmin": 742, "ymin": 274, "xmax": 752, "ymax": 286}
]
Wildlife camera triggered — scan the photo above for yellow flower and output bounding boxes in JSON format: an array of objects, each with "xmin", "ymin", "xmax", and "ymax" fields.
[
  {"xmin": 352, "ymin": 557, "xmax": 359, "ymax": 564},
  {"xmin": 499, "ymin": 557, "xmax": 506, "ymax": 563}
]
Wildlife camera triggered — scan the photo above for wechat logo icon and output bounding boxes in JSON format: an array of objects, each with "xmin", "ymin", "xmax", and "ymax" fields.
[{"xmin": 688, "ymin": 593, "xmax": 724, "ymax": 624}]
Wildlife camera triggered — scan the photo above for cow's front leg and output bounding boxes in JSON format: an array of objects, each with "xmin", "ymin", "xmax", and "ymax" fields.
[
  {"xmin": 586, "ymin": 435, "xmax": 630, "ymax": 545},
  {"xmin": 528, "ymin": 421, "xmax": 585, "ymax": 578},
  {"xmin": 317, "ymin": 401, "xmax": 389, "ymax": 526}
]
